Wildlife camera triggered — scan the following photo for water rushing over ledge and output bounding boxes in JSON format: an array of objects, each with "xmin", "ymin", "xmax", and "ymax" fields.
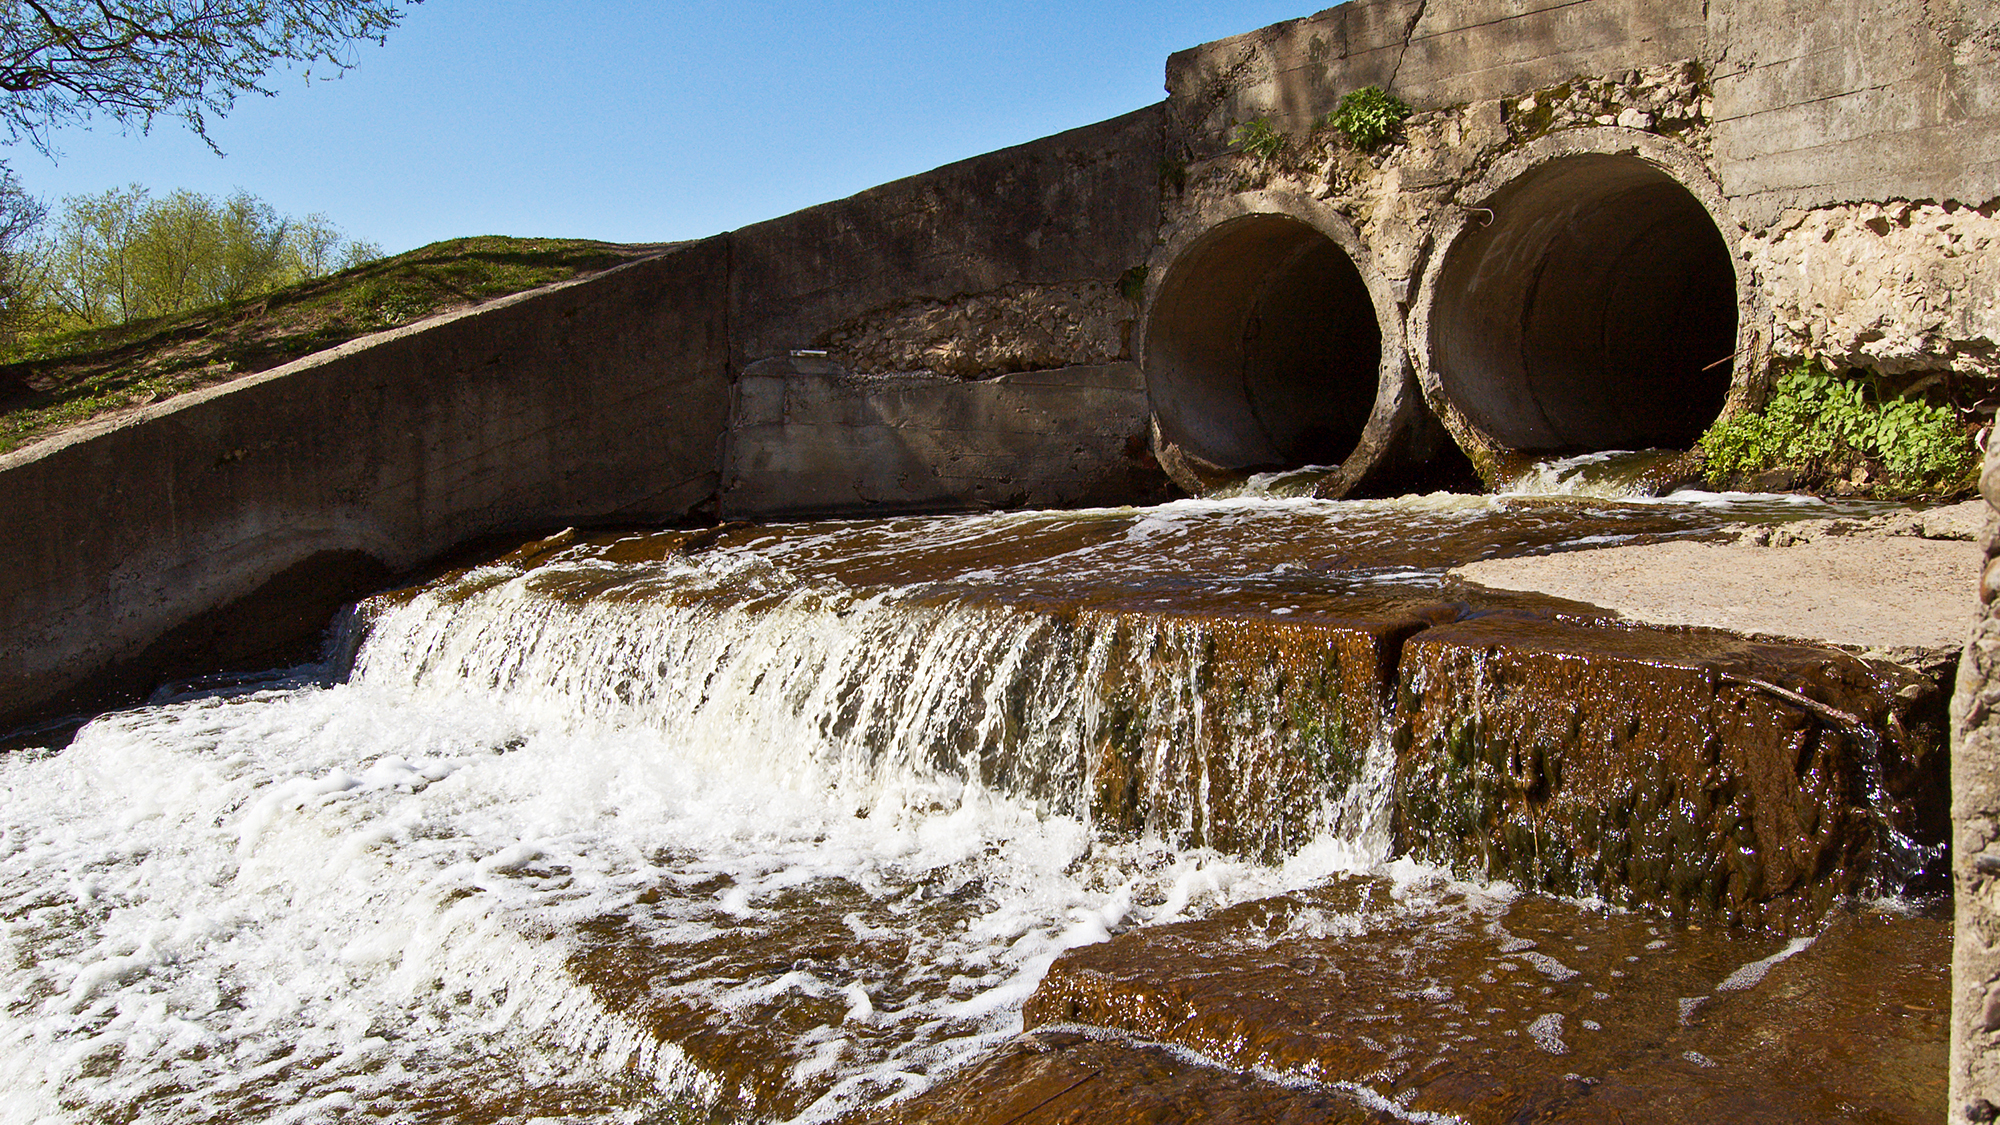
[{"xmin": 0, "ymin": 491, "xmax": 1955, "ymax": 1123}]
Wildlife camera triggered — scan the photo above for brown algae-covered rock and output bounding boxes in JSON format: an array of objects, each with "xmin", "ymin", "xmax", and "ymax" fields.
[
  {"xmin": 1025, "ymin": 877, "xmax": 1947, "ymax": 1124},
  {"xmin": 1394, "ymin": 615, "xmax": 1949, "ymax": 931},
  {"xmin": 843, "ymin": 1029, "xmax": 1399, "ymax": 1125}
]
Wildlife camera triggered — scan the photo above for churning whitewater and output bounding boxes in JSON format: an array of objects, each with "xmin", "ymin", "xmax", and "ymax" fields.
[{"xmin": 0, "ymin": 487, "xmax": 1925, "ymax": 1122}]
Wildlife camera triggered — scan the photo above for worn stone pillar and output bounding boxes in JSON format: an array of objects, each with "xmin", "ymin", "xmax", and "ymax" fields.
[{"xmin": 1953, "ymin": 439, "xmax": 2000, "ymax": 1122}]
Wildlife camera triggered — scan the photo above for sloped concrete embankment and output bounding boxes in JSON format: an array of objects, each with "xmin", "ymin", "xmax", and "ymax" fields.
[
  {"xmin": 0, "ymin": 110, "xmax": 1171, "ymax": 731},
  {"xmin": 0, "ymin": 243, "xmax": 732, "ymax": 728}
]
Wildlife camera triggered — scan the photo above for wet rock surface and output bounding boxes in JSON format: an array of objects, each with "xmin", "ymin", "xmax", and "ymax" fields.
[
  {"xmin": 1397, "ymin": 615, "xmax": 1950, "ymax": 931},
  {"xmin": 844, "ymin": 1029, "xmax": 1398, "ymax": 1125},
  {"xmin": 1023, "ymin": 876, "xmax": 1948, "ymax": 1124}
]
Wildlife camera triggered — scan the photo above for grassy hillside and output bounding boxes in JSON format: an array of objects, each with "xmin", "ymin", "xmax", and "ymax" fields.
[{"xmin": 0, "ymin": 236, "xmax": 668, "ymax": 456}]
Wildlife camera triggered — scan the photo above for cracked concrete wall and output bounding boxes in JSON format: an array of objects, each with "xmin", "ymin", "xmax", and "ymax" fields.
[
  {"xmin": 1709, "ymin": 0, "xmax": 2000, "ymax": 226},
  {"xmin": 816, "ymin": 280, "xmax": 1134, "ymax": 379},
  {"xmin": 729, "ymin": 107, "xmax": 1161, "ymax": 376}
]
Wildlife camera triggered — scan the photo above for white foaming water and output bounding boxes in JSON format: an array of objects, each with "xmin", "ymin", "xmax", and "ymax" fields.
[
  {"xmin": 0, "ymin": 528, "xmax": 1406, "ymax": 1124},
  {"xmin": 1, "ymin": 489, "xmax": 1906, "ymax": 1122}
]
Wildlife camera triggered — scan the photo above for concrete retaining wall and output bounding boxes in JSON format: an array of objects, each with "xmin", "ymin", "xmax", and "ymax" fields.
[
  {"xmin": 0, "ymin": 240, "xmax": 733, "ymax": 726},
  {"xmin": 1145, "ymin": 0, "xmax": 2000, "ymax": 486},
  {"xmin": 730, "ymin": 108, "xmax": 1162, "ymax": 373}
]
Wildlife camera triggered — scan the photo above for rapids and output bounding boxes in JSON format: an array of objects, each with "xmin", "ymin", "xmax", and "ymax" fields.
[{"xmin": 0, "ymin": 488, "xmax": 1950, "ymax": 1123}]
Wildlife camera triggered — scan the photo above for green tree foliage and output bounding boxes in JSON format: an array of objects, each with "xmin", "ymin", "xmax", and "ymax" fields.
[
  {"xmin": 1698, "ymin": 359, "xmax": 1978, "ymax": 496},
  {"xmin": 0, "ymin": 0, "xmax": 416, "ymax": 154},
  {"xmin": 0, "ymin": 2, "xmax": 409, "ymax": 342},
  {"xmin": 0, "ymin": 163, "xmax": 44, "ymax": 339},
  {"xmin": 35, "ymin": 183, "xmax": 377, "ymax": 327}
]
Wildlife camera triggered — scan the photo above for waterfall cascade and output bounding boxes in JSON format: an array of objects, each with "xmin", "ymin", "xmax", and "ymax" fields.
[{"xmin": 0, "ymin": 489, "xmax": 1953, "ymax": 1123}]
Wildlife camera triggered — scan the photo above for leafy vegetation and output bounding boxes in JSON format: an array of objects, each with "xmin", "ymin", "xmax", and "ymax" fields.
[
  {"xmin": 0, "ymin": 1, "xmax": 416, "ymax": 154},
  {"xmin": 26, "ymin": 184, "xmax": 381, "ymax": 333},
  {"xmin": 1697, "ymin": 359, "xmax": 1978, "ymax": 496},
  {"xmin": 1321, "ymin": 86, "xmax": 1412, "ymax": 150},
  {"xmin": 1230, "ymin": 117, "xmax": 1285, "ymax": 161},
  {"xmin": 0, "ymin": 236, "xmax": 650, "ymax": 455}
]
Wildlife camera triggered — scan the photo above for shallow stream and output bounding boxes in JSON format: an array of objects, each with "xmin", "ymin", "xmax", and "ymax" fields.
[{"xmin": 0, "ymin": 481, "xmax": 1951, "ymax": 1123}]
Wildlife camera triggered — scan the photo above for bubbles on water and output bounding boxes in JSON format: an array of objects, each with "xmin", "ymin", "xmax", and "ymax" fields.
[{"xmin": 1526, "ymin": 1012, "xmax": 1568, "ymax": 1054}]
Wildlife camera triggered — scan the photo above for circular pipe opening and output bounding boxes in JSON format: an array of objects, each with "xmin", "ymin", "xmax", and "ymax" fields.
[
  {"xmin": 1145, "ymin": 213, "xmax": 1384, "ymax": 473},
  {"xmin": 1426, "ymin": 152, "xmax": 1737, "ymax": 454}
]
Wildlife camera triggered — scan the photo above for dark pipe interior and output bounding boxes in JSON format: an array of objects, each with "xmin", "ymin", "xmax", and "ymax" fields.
[
  {"xmin": 1146, "ymin": 215, "xmax": 1382, "ymax": 470},
  {"xmin": 1430, "ymin": 154, "xmax": 1737, "ymax": 453}
]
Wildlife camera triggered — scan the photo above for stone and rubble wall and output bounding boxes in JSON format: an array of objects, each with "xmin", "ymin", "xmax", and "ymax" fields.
[
  {"xmin": 1149, "ymin": 0, "xmax": 2000, "ymax": 479},
  {"xmin": 1956, "ymin": 443, "xmax": 2000, "ymax": 1122}
]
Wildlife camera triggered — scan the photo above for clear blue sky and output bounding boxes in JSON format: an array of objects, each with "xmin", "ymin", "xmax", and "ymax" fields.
[{"xmin": 5, "ymin": 2, "xmax": 1319, "ymax": 255}]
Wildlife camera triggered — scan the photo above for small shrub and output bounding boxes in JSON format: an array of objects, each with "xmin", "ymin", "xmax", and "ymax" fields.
[
  {"xmin": 1697, "ymin": 359, "xmax": 1977, "ymax": 496},
  {"xmin": 1322, "ymin": 86, "xmax": 1412, "ymax": 150},
  {"xmin": 1231, "ymin": 117, "xmax": 1285, "ymax": 161},
  {"xmin": 1118, "ymin": 265, "xmax": 1149, "ymax": 302}
]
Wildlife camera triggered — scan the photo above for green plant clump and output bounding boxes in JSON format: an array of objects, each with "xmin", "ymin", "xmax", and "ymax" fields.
[
  {"xmin": 1230, "ymin": 117, "xmax": 1285, "ymax": 161},
  {"xmin": 1322, "ymin": 86, "xmax": 1412, "ymax": 150},
  {"xmin": 1697, "ymin": 360, "xmax": 1977, "ymax": 495}
]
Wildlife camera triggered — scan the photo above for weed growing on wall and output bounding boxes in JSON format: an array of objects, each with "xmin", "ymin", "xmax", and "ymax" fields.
[
  {"xmin": 1698, "ymin": 360, "xmax": 1977, "ymax": 496},
  {"xmin": 1321, "ymin": 86, "xmax": 1412, "ymax": 150},
  {"xmin": 1231, "ymin": 117, "xmax": 1285, "ymax": 161}
]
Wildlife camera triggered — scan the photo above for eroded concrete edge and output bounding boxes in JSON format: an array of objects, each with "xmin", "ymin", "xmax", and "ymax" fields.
[{"xmin": 1954, "ymin": 442, "xmax": 2000, "ymax": 1121}]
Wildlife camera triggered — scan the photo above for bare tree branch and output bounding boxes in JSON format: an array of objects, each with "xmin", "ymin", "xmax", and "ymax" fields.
[{"xmin": 0, "ymin": 0, "xmax": 416, "ymax": 154}]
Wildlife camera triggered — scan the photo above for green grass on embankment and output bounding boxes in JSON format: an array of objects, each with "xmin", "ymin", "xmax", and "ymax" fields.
[{"xmin": 0, "ymin": 236, "xmax": 667, "ymax": 457}]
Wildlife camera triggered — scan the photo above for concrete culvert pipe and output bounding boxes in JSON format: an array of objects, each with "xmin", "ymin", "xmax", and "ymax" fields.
[
  {"xmin": 1418, "ymin": 146, "xmax": 1740, "ymax": 472},
  {"xmin": 1143, "ymin": 202, "xmax": 1414, "ymax": 496}
]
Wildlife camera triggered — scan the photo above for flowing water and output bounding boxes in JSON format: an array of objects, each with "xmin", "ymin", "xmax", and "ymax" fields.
[{"xmin": 0, "ymin": 485, "xmax": 1950, "ymax": 1123}]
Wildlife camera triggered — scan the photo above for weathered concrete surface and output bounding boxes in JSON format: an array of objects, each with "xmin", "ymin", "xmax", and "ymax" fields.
[
  {"xmin": 1452, "ymin": 533, "xmax": 1982, "ymax": 652},
  {"xmin": 0, "ymin": 239, "xmax": 733, "ymax": 728},
  {"xmin": 1954, "ymin": 439, "xmax": 2000, "ymax": 1122},
  {"xmin": 718, "ymin": 358, "xmax": 1170, "ymax": 520},
  {"xmin": 816, "ymin": 280, "xmax": 1132, "ymax": 379},
  {"xmin": 1161, "ymin": 0, "xmax": 1707, "ymax": 160},
  {"xmin": 1745, "ymin": 200, "xmax": 2000, "ymax": 380},
  {"xmin": 729, "ymin": 107, "xmax": 1162, "ymax": 376},
  {"xmin": 1710, "ymin": 0, "xmax": 2000, "ymax": 225},
  {"xmin": 0, "ymin": 101, "xmax": 1179, "ymax": 729}
]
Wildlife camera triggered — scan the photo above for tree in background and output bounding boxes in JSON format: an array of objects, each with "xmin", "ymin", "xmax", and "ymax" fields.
[
  {"xmin": 33, "ymin": 183, "xmax": 377, "ymax": 327},
  {"xmin": 0, "ymin": 2, "xmax": 410, "ymax": 342},
  {"xmin": 0, "ymin": 1, "xmax": 416, "ymax": 154}
]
